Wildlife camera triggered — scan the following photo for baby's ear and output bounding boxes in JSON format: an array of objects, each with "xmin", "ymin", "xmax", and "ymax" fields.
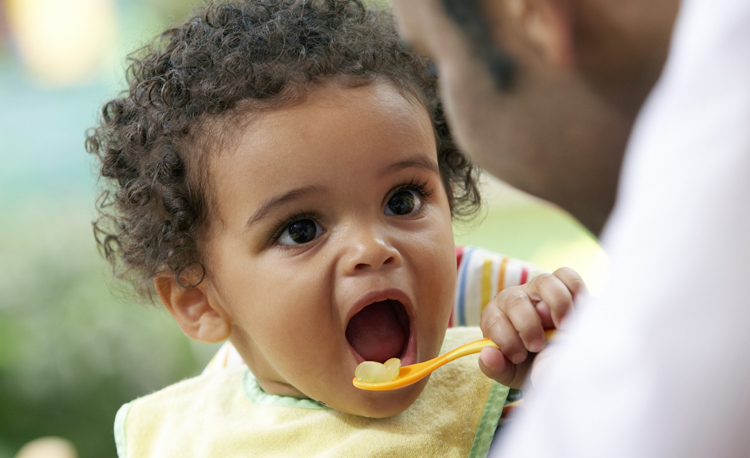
[{"xmin": 154, "ymin": 275, "xmax": 231, "ymax": 343}]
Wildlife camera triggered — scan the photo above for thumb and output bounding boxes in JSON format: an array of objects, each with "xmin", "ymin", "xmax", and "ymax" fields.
[{"xmin": 478, "ymin": 346, "xmax": 532, "ymax": 389}]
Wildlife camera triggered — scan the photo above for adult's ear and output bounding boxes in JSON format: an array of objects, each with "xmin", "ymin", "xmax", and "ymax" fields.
[
  {"xmin": 154, "ymin": 276, "xmax": 231, "ymax": 343},
  {"xmin": 483, "ymin": 0, "xmax": 576, "ymax": 68}
]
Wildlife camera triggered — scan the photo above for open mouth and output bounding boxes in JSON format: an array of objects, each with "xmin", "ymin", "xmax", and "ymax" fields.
[{"xmin": 345, "ymin": 299, "xmax": 410, "ymax": 363}]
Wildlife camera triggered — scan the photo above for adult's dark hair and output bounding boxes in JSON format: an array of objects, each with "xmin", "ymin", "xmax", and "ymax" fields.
[
  {"xmin": 86, "ymin": 0, "xmax": 480, "ymax": 301},
  {"xmin": 438, "ymin": 0, "xmax": 516, "ymax": 90}
]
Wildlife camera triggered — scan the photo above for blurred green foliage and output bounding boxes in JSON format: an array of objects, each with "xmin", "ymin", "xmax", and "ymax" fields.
[
  {"xmin": 0, "ymin": 196, "xmax": 220, "ymax": 458},
  {"xmin": 1, "ymin": 1, "xmax": 215, "ymax": 456}
]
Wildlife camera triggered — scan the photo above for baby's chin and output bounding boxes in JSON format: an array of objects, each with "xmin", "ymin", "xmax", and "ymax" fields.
[{"xmin": 318, "ymin": 376, "xmax": 430, "ymax": 418}]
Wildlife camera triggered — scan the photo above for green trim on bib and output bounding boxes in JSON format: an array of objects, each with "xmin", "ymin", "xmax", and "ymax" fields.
[
  {"xmin": 114, "ymin": 401, "xmax": 132, "ymax": 458},
  {"xmin": 468, "ymin": 382, "xmax": 509, "ymax": 458},
  {"xmin": 242, "ymin": 369, "xmax": 329, "ymax": 410}
]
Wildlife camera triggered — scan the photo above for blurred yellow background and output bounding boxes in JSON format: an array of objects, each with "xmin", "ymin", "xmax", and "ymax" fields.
[{"xmin": 0, "ymin": 1, "xmax": 606, "ymax": 457}]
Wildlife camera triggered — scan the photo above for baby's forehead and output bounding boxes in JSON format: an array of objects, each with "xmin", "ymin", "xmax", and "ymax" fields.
[
  {"xmin": 231, "ymin": 81, "xmax": 432, "ymax": 155},
  {"xmin": 204, "ymin": 78, "xmax": 433, "ymax": 162},
  {"xmin": 202, "ymin": 80, "xmax": 439, "ymax": 219}
]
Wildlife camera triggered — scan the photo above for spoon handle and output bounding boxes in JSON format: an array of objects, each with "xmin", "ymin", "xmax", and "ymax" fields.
[
  {"xmin": 441, "ymin": 338, "xmax": 498, "ymax": 363},
  {"xmin": 442, "ymin": 329, "xmax": 557, "ymax": 364}
]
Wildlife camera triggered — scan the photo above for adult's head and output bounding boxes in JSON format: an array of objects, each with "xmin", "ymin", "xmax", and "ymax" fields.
[{"xmin": 392, "ymin": 0, "xmax": 680, "ymax": 235}]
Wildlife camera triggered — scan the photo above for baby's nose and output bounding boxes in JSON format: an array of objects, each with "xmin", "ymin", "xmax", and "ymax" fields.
[{"xmin": 341, "ymin": 227, "xmax": 402, "ymax": 274}]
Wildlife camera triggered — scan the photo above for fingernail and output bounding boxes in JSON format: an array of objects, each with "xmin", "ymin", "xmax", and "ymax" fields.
[
  {"xmin": 529, "ymin": 339, "xmax": 545, "ymax": 353},
  {"xmin": 510, "ymin": 352, "xmax": 526, "ymax": 364}
]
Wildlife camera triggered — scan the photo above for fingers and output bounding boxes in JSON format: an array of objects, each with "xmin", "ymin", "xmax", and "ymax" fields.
[
  {"xmin": 478, "ymin": 266, "xmax": 587, "ymax": 388},
  {"xmin": 552, "ymin": 266, "xmax": 588, "ymax": 297},
  {"xmin": 521, "ymin": 268, "xmax": 584, "ymax": 329},
  {"xmin": 481, "ymin": 292, "xmax": 542, "ymax": 363},
  {"xmin": 478, "ymin": 346, "xmax": 534, "ymax": 389},
  {"xmin": 534, "ymin": 300, "xmax": 556, "ymax": 330}
]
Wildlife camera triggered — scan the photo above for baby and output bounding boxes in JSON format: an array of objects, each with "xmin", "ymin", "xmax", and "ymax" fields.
[{"xmin": 87, "ymin": 1, "xmax": 583, "ymax": 456}]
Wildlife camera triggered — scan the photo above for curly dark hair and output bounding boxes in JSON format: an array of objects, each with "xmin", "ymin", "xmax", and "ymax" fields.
[{"xmin": 86, "ymin": 0, "xmax": 481, "ymax": 301}]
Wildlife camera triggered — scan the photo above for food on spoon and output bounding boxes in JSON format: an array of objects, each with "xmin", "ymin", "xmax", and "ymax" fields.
[
  {"xmin": 355, "ymin": 358, "xmax": 401, "ymax": 383},
  {"xmin": 384, "ymin": 358, "xmax": 400, "ymax": 380}
]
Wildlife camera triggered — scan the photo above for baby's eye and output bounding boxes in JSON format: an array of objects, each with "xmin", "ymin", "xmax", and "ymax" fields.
[
  {"xmin": 277, "ymin": 219, "xmax": 323, "ymax": 245},
  {"xmin": 385, "ymin": 189, "xmax": 422, "ymax": 216}
]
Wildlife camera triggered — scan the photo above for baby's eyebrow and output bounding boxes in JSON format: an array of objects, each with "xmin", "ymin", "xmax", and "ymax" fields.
[
  {"xmin": 246, "ymin": 185, "xmax": 326, "ymax": 229},
  {"xmin": 378, "ymin": 155, "xmax": 440, "ymax": 178}
]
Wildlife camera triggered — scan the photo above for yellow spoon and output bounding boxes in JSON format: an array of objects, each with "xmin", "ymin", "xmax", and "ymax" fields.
[{"xmin": 353, "ymin": 330, "xmax": 557, "ymax": 391}]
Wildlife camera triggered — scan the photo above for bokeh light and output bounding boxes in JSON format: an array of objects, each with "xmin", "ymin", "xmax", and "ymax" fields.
[{"xmin": 5, "ymin": 0, "xmax": 117, "ymax": 86}]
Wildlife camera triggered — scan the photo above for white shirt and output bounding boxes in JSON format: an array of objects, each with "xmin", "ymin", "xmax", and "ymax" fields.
[{"xmin": 492, "ymin": 1, "xmax": 750, "ymax": 456}]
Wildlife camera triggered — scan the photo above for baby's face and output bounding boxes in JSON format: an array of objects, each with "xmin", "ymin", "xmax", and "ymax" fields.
[{"xmin": 203, "ymin": 79, "xmax": 456, "ymax": 417}]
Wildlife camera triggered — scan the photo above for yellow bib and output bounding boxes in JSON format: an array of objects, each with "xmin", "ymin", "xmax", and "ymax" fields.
[{"xmin": 115, "ymin": 327, "xmax": 508, "ymax": 458}]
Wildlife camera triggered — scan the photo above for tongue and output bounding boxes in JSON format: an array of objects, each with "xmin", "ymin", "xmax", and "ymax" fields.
[{"xmin": 346, "ymin": 300, "xmax": 408, "ymax": 363}]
